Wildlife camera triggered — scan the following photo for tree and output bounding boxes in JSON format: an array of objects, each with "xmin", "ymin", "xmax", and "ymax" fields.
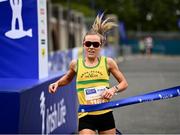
[{"xmin": 51, "ymin": 0, "xmax": 180, "ymax": 31}]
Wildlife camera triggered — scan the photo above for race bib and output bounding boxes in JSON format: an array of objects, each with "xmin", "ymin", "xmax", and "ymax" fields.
[{"xmin": 84, "ymin": 86, "xmax": 108, "ymax": 105}]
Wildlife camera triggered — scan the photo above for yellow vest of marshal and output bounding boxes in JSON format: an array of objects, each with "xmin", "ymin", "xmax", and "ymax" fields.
[{"xmin": 76, "ymin": 56, "xmax": 111, "ymax": 118}]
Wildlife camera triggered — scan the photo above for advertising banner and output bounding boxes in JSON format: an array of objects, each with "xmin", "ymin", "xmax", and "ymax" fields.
[
  {"xmin": 0, "ymin": 0, "xmax": 48, "ymax": 79},
  {"xmin": 0, "ymin": 75, "xmax": 78, "ymax": 134}
]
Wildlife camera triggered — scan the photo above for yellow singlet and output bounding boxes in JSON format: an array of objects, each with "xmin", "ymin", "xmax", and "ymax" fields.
[{"xmin": 76, "ymin": 56, "xmax": 112, "ymax": 118}]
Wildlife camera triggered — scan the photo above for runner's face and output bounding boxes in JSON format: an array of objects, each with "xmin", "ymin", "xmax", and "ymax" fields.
[{"xmin": 83, "ymin": 35, "xmax": 101, "ymax": 59}]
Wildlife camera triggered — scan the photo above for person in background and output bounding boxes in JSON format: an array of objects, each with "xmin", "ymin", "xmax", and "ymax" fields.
[
  {"xmin": 138, "ymin": 37, "xmax": 145, "ymax": 55},
  {"xmin": 144, "ymin": 36, "xmax": 153, "ymax": 55},
  {"xmin": 49, "ymin": 13, "xmax": 128, "ymax": 135}
]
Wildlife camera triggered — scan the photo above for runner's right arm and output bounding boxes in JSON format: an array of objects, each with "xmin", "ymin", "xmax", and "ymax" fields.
[{"xmin": 49, "ymin": 59, "xmax": 77, "ymax": 94}]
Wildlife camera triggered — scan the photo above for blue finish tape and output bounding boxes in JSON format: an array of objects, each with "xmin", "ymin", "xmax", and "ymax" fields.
[{"xmin": 79, "ymin": 86, "xmax": 180, "ymax": 112}]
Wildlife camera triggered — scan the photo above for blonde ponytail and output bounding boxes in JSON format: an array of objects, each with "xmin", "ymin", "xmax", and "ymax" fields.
[
  {"xmin": 91, "ymin": 13, "xmax": 117, "ymax": 36},
  {"xmin": 84, "ymin": 13, "xmax": 118, "ymax": 44}
]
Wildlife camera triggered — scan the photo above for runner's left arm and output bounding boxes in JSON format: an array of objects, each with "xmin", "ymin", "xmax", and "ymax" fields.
[{"xmin": 102, "ymin": 57, "xmax": 128, "ymax": 99}]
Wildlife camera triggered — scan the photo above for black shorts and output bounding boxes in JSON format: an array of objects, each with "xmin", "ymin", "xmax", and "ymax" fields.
[{"xmin": 78, "ymin": 111, "xmax": 115, "ymax": 132}]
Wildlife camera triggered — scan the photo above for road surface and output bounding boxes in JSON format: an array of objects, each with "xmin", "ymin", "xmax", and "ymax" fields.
[{"xmin": 111, "ymin": 55, "xmax": 180, "ymax": 134}]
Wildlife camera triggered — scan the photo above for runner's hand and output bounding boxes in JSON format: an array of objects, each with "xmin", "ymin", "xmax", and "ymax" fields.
[
  {"xmin": 49, "ymin": 82, "xmax": 59, "ymax": 94},
  {"xmin": 101, "ymin": 88, "xmax": 116, "ymax": 100}
]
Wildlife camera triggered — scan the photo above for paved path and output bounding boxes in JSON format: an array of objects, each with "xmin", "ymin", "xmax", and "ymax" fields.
[{"xmin": 111, "ymin": 55, "xmax": 180, "ymax": 134}]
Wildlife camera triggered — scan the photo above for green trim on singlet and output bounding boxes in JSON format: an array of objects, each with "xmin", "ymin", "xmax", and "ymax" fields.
[
  {"xmin": 76, "ymin": 59, "xmax": 79, "ymax": 74},
  {"xmin": 82, "ymin": 57, "xmax": 101, "ymax": 69},
  {"xmin": 77, "ymin": 79, "xmax": 109, "ymax": 85},
  {"xmin": 105, "ymin": 57, "xmax": 110, "ymax": 76},
  {"xmin": 77, "ymin": 88, "xmax": 85, "ymax": 92}
]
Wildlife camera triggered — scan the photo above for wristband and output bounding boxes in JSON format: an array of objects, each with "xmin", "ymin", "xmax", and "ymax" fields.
[{"xmin": 114, "ymin": 85, "xmax": 120, "ymax": 93}]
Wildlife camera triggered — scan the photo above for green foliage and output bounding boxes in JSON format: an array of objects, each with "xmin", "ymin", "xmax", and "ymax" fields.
[
  {"xmin": 51, "ymin": 0, "xmax": 180, "ymax": 31},
  {"xmin": 51, "ymin": 0, "xmax": 95, "ymax": 17}
]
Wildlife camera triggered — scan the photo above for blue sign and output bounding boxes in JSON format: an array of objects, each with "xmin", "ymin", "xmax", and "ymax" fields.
[
  {"xmin": 178, "ymin": 18, "xmax": 180, "ymax": 29},
  {"xmin": 0, "ymin": 0, "xmax": 48, "ymax": 79},
  {"xmin": 119, "ymin": 21, "xmax": 127, "ymax": 44},
  {"xmin": 0, "ymin": 73, "xmax": 78, "ymax": 134}
]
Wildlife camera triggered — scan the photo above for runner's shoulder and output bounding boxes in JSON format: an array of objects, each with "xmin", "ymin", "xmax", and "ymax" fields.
[
  {"xmin": 106, "ymin": 57, "xmax": 118, "ymax": 69},
  {"xmin": 106, "ymin": 57, "xmax": 116, "ymax": 65},
  {"xmin": 69, "ymin": 59, "xmax": 77, "ymax": 72}
]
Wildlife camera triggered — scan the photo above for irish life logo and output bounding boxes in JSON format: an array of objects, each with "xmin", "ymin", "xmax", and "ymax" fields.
[
  {"xmin": 0, "ymin": 0, "xmax": 32, "ymax": 39},
  {"xmin": 40, "ymin": 91, "xmax": 67, "ymax": 135}
]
